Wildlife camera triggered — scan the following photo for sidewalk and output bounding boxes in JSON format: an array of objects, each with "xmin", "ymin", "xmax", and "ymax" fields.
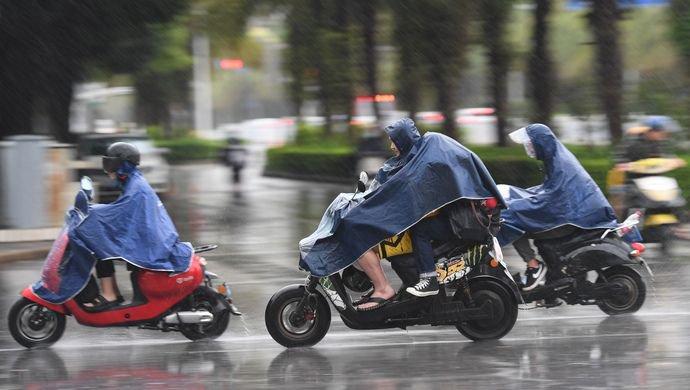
[
  {"xmin": 0, "ymin": 229, "xmax": 56, "ymax": 264},
  {"xmin": 0, "ymin": 241, "xmax": 52, "ymax": 264}
]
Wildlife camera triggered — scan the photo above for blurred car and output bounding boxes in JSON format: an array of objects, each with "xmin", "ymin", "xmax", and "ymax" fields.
[
  {"xmin": 74, "ymin": 134, "xmax": 170, "ymax": 200},
  {"xmin": 415, "ymin": 111, "xmax": 445, "ymax": 126},
  {"xmin": 455, "ymin": 107, "xmax": 498, "ymax": 145}
]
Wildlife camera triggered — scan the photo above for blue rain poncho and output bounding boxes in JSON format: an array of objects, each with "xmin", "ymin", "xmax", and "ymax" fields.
[
  {"xmin": 298, "ymin": 118, "xmax": 421, "ymax": 262},
  {"xmin": 33, "ymin": 164, "xmax": 192, "ymax": 303},
  {"xmin": 497, "ymin": 124, "xmax": 619, "ymax": 246},
  {"xmin": 299, "ymin": 126, "xmax": 506, "ymax": 277}
]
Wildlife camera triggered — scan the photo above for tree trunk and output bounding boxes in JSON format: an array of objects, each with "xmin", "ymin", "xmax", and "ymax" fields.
[
  {"xmin": 528, "ymin": 0, "xmax": 553, "ymax": 127},
  {"xmin": 482, "ymin": 0, "xmax": 511, "ymax": 147},
  {"xmin": 588, "ymin": 0, "xmax": 624, "ymax": 142},
  {"xmin": 359, "ymin": 0, "xmax": 380, "ymax": 123},
  {"xmin": 47, "ymin": 76, "xmax": 76, "ymax": 144},
  {"xmin": 433, "ymin": 66, "xmax": 457, "ymax": 139},
  {"xmin": 0, "ymin": 1, "xmax": 39, "ymax": 138},
  {"xmin": 311, "ymin": 0, "xmax": 332, "ymax": 135}
]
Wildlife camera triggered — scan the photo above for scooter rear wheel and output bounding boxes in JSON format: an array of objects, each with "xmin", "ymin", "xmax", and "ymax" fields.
[
  {"xmin": 265, "ymin": 285, "xmax": 331, "ymax": 348},
  {"xmin": 8, "ymin": 298, "xmax": 66, "ymax": 348},
  {"xmin": 179, "ymin": 287, "xmax": 231, "ymax": 341},
  {"xmin": 455, "ymin": 279, "xmax": 518, "ymax": 341},
  {"xmin": 596, "ymin": 266, "xmax": 646, "ymax": 315}
]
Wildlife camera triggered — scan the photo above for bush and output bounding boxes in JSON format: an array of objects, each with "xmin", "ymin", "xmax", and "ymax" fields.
[
  {"xmin": 294, "ymin": 124, "xmax": 353, "ymax": 147},
  {"xmin": 265, "ymin": 145, "xmax": 356, "ymax": 180},
  {"xmin": 265, "ymin": 141, "xmax": 690, "ymax": 203},
  {"xmin": 154, "ymin": 137, "xmax": 225, "ymax": 162},
  {"xmin": 146, "ymin": 126, "xmax": 193, "ymax": 141}
]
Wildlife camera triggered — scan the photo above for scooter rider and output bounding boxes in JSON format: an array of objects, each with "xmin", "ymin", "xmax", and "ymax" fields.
[
  {"xmin": 615, "ymin": 117, "xmax": 671, "ymax": 164},
  {"xmin": 79, "ymin": 142, "xmax": 193, "ymax": 311},
  {"xmin": 498, "ymin": 124, "xmax": 620, "ymax": 291}
]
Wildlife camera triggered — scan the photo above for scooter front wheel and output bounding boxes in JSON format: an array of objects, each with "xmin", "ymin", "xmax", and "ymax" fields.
[
  {"xmin": 8, "ymin": 298, "xmax": 66, "ymax": 348},
  {"xmin": 265, "ymin": 285, "xmax": 331, "ymax": 348}
]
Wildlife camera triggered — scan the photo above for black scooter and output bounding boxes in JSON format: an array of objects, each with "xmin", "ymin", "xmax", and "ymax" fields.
[
  {"xmin": 265, "ymin": 223, "xmax": 520, "ymax": 348},
  {"xmin": 518, "ymin": 214, "xmax": 652, "ymax": 314}
]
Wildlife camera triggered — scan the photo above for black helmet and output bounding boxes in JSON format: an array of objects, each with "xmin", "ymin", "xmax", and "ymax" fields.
[
  {"xmin": 102, "ymin": 142, "xmax": 140, "ymax": 173},
  {"xmin": 342, "ymin": 265, "xmax": 373, "ymax": 293}
]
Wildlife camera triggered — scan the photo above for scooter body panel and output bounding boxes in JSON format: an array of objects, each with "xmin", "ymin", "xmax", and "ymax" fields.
[
  {"xmin": 21, "ymin": 288, "xmax": 68, "ymax": 315},
  {"xmin": 523, "ymin": 235, "xmax": 640, "ymax": 304},
  {"xmin": 23, "ymin": 255, "xmax": 204, "ymax": 327}
]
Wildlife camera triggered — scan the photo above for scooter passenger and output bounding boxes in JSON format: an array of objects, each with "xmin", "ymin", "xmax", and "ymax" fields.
[
  {"xmin": 355, "ymin": 118, "xmax": 422, "ymax": 310},
  {"xmin": 498, "ymin": 124, "xmax": 620, "ymax": 291}
]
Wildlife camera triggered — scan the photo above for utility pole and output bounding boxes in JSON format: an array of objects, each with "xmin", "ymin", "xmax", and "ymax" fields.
[{"xmin": 191, "ymin": 7, "xmax": 214, "ymax": 132}]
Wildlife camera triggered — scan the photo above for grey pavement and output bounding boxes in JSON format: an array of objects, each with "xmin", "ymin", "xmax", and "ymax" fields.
[
  {"xmin": 0, "ymin": 241, "xmax": 52, "ymax": 264},
  {"xmin": 1, "ymin": 163, "xmax": 690, "ymax": 389}
]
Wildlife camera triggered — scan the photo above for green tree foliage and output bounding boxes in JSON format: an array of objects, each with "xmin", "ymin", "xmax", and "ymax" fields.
[
  {"xmin": 134, "ymin": 20, "xmax": 192, "ymax": 133},
  {"xmin": 0, "ymin": 0, "xmax": 187, "ymax": 142},
  {"xmin": 194, "ymin": 0, "xmax": 255, "ymax": 52},
  {"xmin": 670, "ymin": 0, "xmax": 690, "ymax": 68},
  {"xmin": 390, "ymin": 0, "xmax": 470, "ymax": 139},
  {"xmin": 282, "ymin": 0, "xmax": 354, "ymax": 135},
  {"xmin": 670, "ymin": 0, "xmax": 690, "ymax": 128},
  {"xmin": 390, "ymin": 1, "xmax": 426, "ymax": 120},
  {"xmin": 284, "ymin": 0, "xmax": 318, "ymax": 122}
]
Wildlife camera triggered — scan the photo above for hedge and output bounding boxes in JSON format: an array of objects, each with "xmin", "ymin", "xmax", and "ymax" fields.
[
  {"xmin": 154, "ymin": 137, "xmax": 225, "ymax": 162},
  {"xmin": 264, "ymin": 146, "xmax": 357, "ymax": 181},
  {"xmin": 265, "ymin": 144, "xmax": 690, "ymax": 202}
]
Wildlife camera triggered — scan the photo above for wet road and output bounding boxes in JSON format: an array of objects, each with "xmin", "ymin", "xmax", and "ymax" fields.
[{"xmin": 1, "ymin": 162, "xmax": 690, "ymax": 389}]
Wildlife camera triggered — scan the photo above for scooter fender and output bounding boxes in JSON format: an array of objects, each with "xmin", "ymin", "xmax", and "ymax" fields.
[
  {"xmin": 21, "ymin": 287, "xmax": 68, "ymax": 315},
  {"xmin": 562, "ymin": 239, "xmax": 635, "ymax": 274},
  {"xmin": 467, "ymin": 267, "xmax": 522, "ymax": 306}
]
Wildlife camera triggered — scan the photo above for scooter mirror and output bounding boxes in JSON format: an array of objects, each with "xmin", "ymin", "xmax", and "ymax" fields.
[
  {"xmin": 357, "ymin": 180, "xmax": 366, "ymax": 193},
  {"xmin": 80, "ymin": 176, "xmax": 94, "ymax": 201},
  {"xmin": 80, "ymin": 176, "xmax": 93, "ymax": 191},
  {"xmin": 74, "ymin": 190, "xmax": 89, "ymax": 215},
  {"xmin": 359, "ymin": 171, "xmax": 369, "ymax": 185}
]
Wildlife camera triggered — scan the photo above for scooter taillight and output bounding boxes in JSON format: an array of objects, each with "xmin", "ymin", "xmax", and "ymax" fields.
[
  {"xmin": 629, "ymin": 242, "xmax": 646, "ymax": 257},
  {"xmin": 631, "ymin": 242, "xmax": 646, "ymax": 253}
]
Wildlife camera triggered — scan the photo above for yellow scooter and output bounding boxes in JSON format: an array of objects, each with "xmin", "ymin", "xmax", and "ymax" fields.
[{"xmin": 607, "ymin": 157, "xmax": 687, "ymax": 251}]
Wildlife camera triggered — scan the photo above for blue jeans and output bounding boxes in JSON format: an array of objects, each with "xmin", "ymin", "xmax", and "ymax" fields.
[{"xmin": 410, "ymin": 216, "xmax": 455, "ymax": 274}]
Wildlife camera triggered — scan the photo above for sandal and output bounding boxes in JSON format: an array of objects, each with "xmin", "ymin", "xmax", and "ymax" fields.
[
  {"xmin": 356, "ymin": 297, "xmax": 389, "ymax": 311},
  {"xmin": 83, "ymin": 295, "xmax": 121, "ymax": 312},
  {"xmin": 353, "ymin": 290, "xmax": 374, "ymax": 306}
]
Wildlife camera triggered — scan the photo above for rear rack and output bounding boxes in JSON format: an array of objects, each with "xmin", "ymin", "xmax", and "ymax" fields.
[{"xmin": 194, "ymin": 244, "xmax": 218, "ymax": 254}]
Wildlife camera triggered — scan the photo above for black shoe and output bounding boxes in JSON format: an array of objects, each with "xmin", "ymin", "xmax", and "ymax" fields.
[
  {"xmin": 405, "ymin": 276, "xmax": 439, "ymax": 297},
  {"xmin": 83, "ymin": 295, "xmax": 121, "ymax": 312},
  {"xmin": 522, "ymin": 262, "xmax": 547, "ymax": 291}
]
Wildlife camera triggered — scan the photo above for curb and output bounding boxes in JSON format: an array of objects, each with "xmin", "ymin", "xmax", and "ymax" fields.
[
  {"xmin": 0, "ymin": 247, "xmax": 50, "ymax": 265},
  {"xmin": 0, "ymin": 227, "xmax": 61, "ymax": 243}
]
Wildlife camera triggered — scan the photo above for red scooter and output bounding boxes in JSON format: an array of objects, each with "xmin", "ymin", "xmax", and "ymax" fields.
[
  {"xmin": 9, "ymin": 248, "xmax": 241, "ymax": 348},
  {"xmin": 8, "ymin": 179, "xmax": 241, "ymax": 348}
]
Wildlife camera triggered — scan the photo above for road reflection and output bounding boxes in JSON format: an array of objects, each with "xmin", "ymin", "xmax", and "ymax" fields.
[
  {"xmin": 6, "ymin": 342, "xmax": 235, "ymax": 389},
  {"xmin": 265, "ymin": 316, "xmax": 649, "ymax": 389}
]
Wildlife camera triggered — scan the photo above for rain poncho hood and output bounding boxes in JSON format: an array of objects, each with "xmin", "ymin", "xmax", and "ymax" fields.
[
  {"xmin": 374, "ymin": 118, "xmax": 421, "ymax": 184},
  {"xmin": 497, "ymin": 124, "xmax": 619, "ymax": 246},
  {"xmin": 300, "ymin": 130, "xmax": 506, "ymax": 277},
  {"xmin": 33, "ymin": 166, "xmax": 192, "ymax": 304}
]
